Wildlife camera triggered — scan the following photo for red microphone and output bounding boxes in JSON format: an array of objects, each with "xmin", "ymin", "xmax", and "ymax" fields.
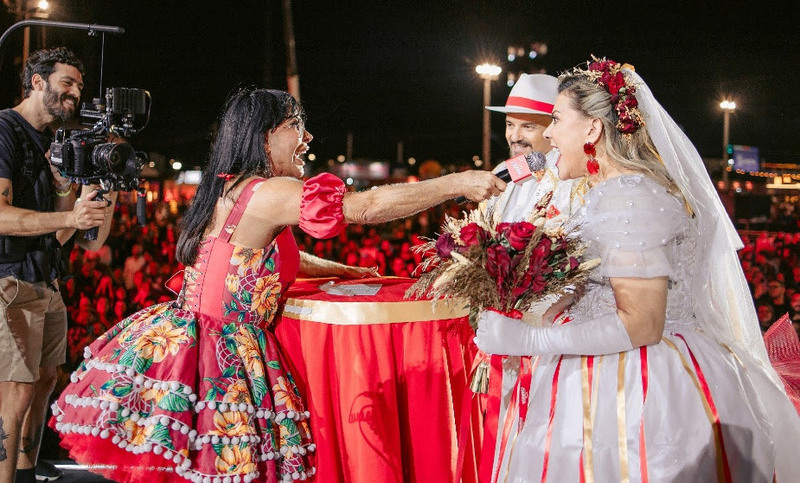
[{"xmin": 455, "ymin": 152, "xmax": 546, "ymax": 204}]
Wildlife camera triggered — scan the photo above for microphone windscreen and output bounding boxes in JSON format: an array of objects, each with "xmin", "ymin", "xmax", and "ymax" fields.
[{"xmin": 525, "ymin": 151, "xmax": 547, "ymax": 172}]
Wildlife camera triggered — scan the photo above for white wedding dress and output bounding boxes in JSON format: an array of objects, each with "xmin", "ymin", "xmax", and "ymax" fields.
[{"xmin": 495, "ymin": 174, "xmax": 800, "ymax": 482}]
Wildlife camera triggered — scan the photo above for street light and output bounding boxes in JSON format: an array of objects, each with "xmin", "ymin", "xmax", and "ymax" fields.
[
  {"xmin": 720, "ymin": 99, "xmax": 736, "ymax": 187},
  {"xmin": 476, "ymin": 63, "xmax": 501, "ymax": 170},
  {"xmin": 13, "ymin": 0, "xmax": 51, "ymax": 86}
]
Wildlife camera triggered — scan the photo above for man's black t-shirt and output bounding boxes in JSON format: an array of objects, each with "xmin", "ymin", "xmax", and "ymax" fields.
[
  {"xmin": 0, "ymin": 108, "xmax": 54, "ymax": 209},
  {"xmin": 0, "ymin": 108, "xmax": 62, "ymax": 283}
]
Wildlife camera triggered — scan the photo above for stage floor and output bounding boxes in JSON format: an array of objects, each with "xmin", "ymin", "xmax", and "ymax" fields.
[{"xmin": 46, "ymin": 461, "xmax": 115, "ymax": 482}]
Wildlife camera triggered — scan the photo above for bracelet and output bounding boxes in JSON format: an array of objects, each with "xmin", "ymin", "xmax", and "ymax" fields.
[{"xmin": 55, "ymin": 186, "xmax": 73, "ymax": 197}]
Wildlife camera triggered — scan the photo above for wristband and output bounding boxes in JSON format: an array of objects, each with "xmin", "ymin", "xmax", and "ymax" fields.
[{"xmin": 55, "ymin": 186, "xmax": 73, "ymax": 197}]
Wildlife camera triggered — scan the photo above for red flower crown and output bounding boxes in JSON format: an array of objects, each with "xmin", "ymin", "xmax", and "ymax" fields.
[{"xmin": 573, "ymin": 56, "xmax": 645, "ymax": 136}]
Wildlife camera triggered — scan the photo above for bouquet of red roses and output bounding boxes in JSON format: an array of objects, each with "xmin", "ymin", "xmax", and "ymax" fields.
[{"xmin": 406, "ymin": 191, "xmax": 596, "ymax": 326}]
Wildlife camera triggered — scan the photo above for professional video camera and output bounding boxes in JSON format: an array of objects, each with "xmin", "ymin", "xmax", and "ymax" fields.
[
  {"xmin": 50, "ymin": 87, "xmax": 151, "ymax": 239},
  {"xmin": 50, "ymin": 87, "xmax": 150, "ymax": 192}
]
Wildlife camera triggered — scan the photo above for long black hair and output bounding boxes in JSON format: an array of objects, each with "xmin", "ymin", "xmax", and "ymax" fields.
[{"xmin": 176, "ymin": 87, "xmax": 304, "ymax": 265}]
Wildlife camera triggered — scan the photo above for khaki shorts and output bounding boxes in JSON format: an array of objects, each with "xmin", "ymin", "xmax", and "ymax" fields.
[{"xmin": 0, "ymin": 276, "xmax": 67, "ymax": 382}]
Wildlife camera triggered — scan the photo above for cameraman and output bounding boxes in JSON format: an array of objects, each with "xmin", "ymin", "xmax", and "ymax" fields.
[{"xmin": 0, "ymin": 47, "xmax": 114, "ymax": 483}]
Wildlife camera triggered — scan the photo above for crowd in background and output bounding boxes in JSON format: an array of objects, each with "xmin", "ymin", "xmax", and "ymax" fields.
[
  {"xmin": 61, "ymin": 193, "xmax": 800, "ymax": 369},
  {"xmin": 62, "ymin": 201, "xmax": 182, "ymax": 366}
]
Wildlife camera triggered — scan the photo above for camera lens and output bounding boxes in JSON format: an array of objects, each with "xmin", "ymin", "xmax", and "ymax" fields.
[{"xmin": 91, "ymin": 142, "xmax": 135, "ymax": 173}]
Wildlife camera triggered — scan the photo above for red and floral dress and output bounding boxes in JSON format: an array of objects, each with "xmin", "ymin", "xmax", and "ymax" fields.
[{"xmin": 51, "ymin": 174, "xmax": 347, "ymax": 483}]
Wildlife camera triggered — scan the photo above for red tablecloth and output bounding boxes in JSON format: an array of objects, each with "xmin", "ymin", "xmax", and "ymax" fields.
[{"xmin": 274, "ymin": 277, "xmax": 483, "ymax": 483}]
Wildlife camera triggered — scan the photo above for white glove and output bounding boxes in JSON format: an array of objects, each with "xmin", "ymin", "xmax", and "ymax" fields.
[{"xmin": 474, "ymin": 309, "xmax": 634, "ymax": 357}]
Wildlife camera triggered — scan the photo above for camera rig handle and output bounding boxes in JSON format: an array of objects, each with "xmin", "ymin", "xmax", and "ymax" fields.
[
  {"xmin": 136, "ymin": 188, "xmax": 147, "ymax": 228},
  {"xmin": 82, "ymin": 186, "xmax": 146, "ymax": 241},
  {"xmin": 83, "ymin": 187, "xmax": 112, "ymax": 241}
]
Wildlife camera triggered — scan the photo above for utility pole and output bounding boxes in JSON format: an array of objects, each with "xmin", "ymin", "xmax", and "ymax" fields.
[
  {"xmin": 280, "ymin": 0, "xmax": 300, "ymax": 100},
  {"xmin": 475, "ymin": 63, "xmax": 501, "ymax": 170},
  {"xmin": 396, "ymin": 140, "xmax": 403, "ymax": 166},
  {"xmin": 720, "ymin": 100, "xmax": 736, "ymax": 188}
]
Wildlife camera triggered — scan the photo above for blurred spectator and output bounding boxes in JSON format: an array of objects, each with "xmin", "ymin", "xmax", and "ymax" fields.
[
  {"xmin": 758, "ymin": 277, "xmax": 790, "ymax": 318},
  {"xmin": 757, "ymin": 303, "xmax": 776, "ymax": 333},
  {"xmin": 791, "ymin": 292, "xmax": 800, "ymax": 323},
  {"xmin": 123, "ymin": 244, "xmax": 146, "ymax": 290}
]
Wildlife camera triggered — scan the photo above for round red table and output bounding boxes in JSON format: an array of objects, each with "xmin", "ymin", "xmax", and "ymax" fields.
[{"xmin": 274, "ymin": 277, "xmax": 483, "ymax": 483}]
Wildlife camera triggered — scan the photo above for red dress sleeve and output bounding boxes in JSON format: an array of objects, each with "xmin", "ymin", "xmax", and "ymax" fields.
[{"xmin": 299, "ymin": 173, "xmax": 347, "ymax": 238}]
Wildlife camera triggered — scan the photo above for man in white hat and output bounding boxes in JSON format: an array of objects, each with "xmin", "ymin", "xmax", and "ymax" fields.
[{"xmin": 485, "ymin": 73, "xmax": 584, "ymax": 225}]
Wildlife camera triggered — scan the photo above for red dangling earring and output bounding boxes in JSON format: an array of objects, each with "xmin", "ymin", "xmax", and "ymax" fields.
[{"xmin": 584, "ymin": 142, "xmax": 599, "ymax": 175}]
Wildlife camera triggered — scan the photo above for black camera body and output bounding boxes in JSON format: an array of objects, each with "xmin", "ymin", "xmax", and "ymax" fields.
[{"xmin": 50, "ymin": 87, "xmax": 151, "ymax": 192}]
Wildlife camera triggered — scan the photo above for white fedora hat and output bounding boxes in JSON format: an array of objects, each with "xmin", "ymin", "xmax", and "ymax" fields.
[{"xmin": 486, "ymin": 73, "xmax": 558, "ymax": 115}]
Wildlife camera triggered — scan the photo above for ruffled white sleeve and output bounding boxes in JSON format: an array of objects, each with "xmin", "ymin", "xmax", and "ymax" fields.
[{"xmin": 583, "ymin": 176, "xmax": 687, "ymax": 279}]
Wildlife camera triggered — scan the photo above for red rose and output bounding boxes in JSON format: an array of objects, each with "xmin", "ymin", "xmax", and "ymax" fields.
[
  {"xmin": 552, "ymin": 237, "xmax": 568, "ymax": 252},
  {"xmin": 460, "ymin": 223, "xmax": 486, "ymax": 247},
  {"xmin": 496, "ymin": 222, "xmax": 512, "ymax": 238},
  {"xmin": 623, "ymin": 96, "xmax": 638, "ymax": 108},
  {"xmin": 486, "ymin": 243, "xmax": 512, "ymax": 281},
  {"xmin": 435, "ymin": 232, "xmax": 456, "ymax": 258},
  {"xmin": 530, "ymin": 273, "xmax": 547, "ymax": 293},
  {"xmin": 619, "ymin": 121, "xmax": 638, "ymax": 134},
  {"xmin": 507, "ymin": 222, "xmax": 535, "ymax": 251},
  {"xmin": 522, "ymin": 244, "xmax": 553, "ymax": 294},
  {"xmin": 533, "ymin": 236, "xmax": 552, "ymax": 261},
  {"xmin": 606, "ymin": 72, "xmax": 625, "ymax": 95}
]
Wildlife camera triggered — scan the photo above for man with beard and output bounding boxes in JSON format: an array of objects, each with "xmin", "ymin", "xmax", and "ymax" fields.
[
  {"xmin": 485, "ymin": 73, "xmax": 585, "ymax": 225},
  {"xmin": 0, "ymin": 47, "xmax": 113, "ymax": 483}
]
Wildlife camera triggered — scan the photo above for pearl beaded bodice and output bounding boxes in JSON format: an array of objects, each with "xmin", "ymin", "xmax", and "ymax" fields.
[{"xmin": 570, "ymin": 174, "xmax": 697, "ymax": 327}]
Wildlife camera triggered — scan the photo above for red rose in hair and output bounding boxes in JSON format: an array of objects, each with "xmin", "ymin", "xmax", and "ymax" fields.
[
  {"xmin": 507, "ymin": 221, "xmax": 535, "ymax": 251},
  {"xmin": 618, "ymin": 121, "xmax": 638, "ymax": 134},
  {"xmin": 606, "ymin": 72, "xmax": 626, "ymax": 95},
  {"xmin": 460, "ymin": 223, "xmax": 486, "ymax": 247}
]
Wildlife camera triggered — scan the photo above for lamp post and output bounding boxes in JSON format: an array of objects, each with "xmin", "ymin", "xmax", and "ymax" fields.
[
  {"xmin": 13, "ymin": 0, "xmax": 50, "ymax": 92},
  {"xmin": 476, "ymin": 63, "xmax": 501, "ymax": 170},
  {"xmin": 720, "ymin": 99, "xmax": 736, "ymax": 187}
]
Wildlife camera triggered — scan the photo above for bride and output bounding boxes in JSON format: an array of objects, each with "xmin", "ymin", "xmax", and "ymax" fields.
[{"xmin": 476, "ymin": 57, "xmax": 800, "ymax": 482}]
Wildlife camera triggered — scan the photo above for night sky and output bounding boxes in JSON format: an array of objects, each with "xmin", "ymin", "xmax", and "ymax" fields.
[{"xmin": 1, "ymin": 0, "xmax": 797, "ymax": 172}]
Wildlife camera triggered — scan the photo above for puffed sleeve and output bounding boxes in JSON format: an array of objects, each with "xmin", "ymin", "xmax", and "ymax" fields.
[
  {"xmin": 583, "ymin": 176, "xmax": 687, "ymax": 279},
  {"xmin": 299, "ymin": 173, "xmax": 348, "ymax": 239}
]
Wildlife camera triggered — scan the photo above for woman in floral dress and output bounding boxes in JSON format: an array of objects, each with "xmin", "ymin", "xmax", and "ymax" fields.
[{"xmin": 50, "ymin": 87, "xmax": 505, "ymax": 483}]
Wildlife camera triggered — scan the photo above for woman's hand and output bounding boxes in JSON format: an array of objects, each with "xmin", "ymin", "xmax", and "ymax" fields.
[
  {"xmin": 338, "ymin": 265, "xmax": 380, "ymax": 279},
  {"xmin": 298, "ymin": 252, "xmax": 379, "ymax": 279},
  {"xmin": 455, "ymin": 171, "xmax": 507, "ymax": 202}
]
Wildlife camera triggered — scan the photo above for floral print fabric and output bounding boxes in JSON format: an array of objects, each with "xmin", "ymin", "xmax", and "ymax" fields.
[{"xmin": 51, "ymin": 224, "xmax": 314, "ymax": 482}]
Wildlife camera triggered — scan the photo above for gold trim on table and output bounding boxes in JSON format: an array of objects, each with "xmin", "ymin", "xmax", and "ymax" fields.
[{"xmin": 281, "ymin": 298, "xmax": 469, "ymax": 325}]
